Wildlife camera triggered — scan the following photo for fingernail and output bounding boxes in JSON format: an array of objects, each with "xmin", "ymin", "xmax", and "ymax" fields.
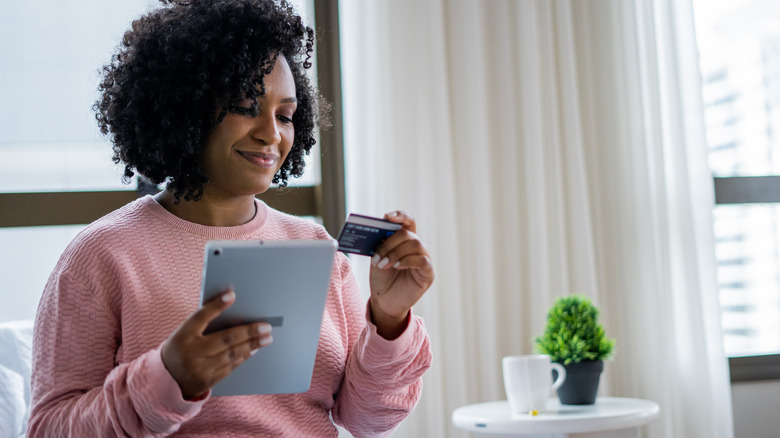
[
  {"xmin": 250, "ymin": 348, "xmax": 260, "ymax": 356},
  {"xmin": 257, "ymin": 323, "xmax": 272, "ymax": 335},
  {"xmin": 222, "ymin": 291, "xmax": 236, "ymax": 302},
  {"xmin": 259, "ymin": 336, "xmax": 273, "ymax": 347},
  {"xmin": 377, "ymin": 257, "xmax": 389, "ymax": 268},
  {"xmin": 371, "ymin": 254, "xmax": 380, "ymax": 265},
  {"xmin": 393, "ymin": 261, "xmax": 401, "ymax": 269},
  {"xmin": 389, "ymin": 211, "xmax": 398, "ymax": 217}
]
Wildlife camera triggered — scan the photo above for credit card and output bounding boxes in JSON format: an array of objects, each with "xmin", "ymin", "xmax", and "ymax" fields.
[{"xmin": 336, "ymin": 213, "xmax": 402, "ymax": 256}]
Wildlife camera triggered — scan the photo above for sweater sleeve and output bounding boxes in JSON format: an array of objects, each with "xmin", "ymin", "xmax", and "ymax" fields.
[
  {"xmin": 330, "ymin": 255, "xmax": 432, "ymax": 438},
  {"xmin": 28, "ymin": 268, "xmax": 206, "ymax": 437}
]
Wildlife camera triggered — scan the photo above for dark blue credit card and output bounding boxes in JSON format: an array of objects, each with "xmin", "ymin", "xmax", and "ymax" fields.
[{"xmin": 336, "ymin": 213, "xmax": 402, "ymax": 256}]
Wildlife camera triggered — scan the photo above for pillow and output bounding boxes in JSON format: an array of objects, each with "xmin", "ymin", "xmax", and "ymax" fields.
[{"xmin": 0, "ymin": 320, "xmax": 34, "ymax": 438}]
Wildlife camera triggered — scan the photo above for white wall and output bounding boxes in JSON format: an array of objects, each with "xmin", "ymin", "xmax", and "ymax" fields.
[
  {"xmin": 0, "ymin": 226, "xmax": 83, "ymax": 323},
  {"xmin": 731, "ymin": 380, "xmax": 780, "ymax": 438}
]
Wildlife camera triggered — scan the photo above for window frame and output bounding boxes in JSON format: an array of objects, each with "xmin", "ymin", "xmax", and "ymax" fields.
[
  {"xmin": 714, "ymin": 176, "xmax": 780, "ymax": 382},
  {"xmin": 0, "ymin": 187, "xmax": 322, "ymax": 228},
  {"xmin": 313, "ymin": 0, "xmax": 347, "ymax": 236}
]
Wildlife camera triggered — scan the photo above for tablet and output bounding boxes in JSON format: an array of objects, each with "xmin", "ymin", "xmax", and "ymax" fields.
[{"xmin": 199, "ymin": 239, "xmax": 337, "ymax": 396}]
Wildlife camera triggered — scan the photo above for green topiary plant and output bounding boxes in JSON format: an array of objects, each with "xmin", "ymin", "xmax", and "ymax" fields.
[{"xmin": 534, "ymin": 295, "xmax": 615, "ymax": 365}]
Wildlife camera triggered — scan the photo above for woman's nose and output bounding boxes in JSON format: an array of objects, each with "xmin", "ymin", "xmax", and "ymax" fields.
[{"xmin": 249, "ymin": 112, "xmax": 282, "ymax": 145}]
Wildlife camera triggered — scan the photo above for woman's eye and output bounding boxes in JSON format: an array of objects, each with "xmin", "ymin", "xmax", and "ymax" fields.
[{"xmin": 277, "ymin": 115, "xmax": 294, "ymax": 124}]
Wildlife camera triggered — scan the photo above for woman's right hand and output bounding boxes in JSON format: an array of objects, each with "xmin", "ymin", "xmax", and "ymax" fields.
[{"xmin": 161, "ymin": 290, "xmax": 273, "ymax": 400}]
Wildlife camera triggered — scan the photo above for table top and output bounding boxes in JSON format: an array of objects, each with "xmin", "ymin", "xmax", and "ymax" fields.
[{"xmin": 452, "ymin": 397, "xmax": 660, "ymax": 434}]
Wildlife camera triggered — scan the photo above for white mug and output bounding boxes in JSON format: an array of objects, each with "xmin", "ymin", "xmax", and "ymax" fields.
[{"xmin": 502, "ymin": 354, "xmax": 566, "ymax": 413}]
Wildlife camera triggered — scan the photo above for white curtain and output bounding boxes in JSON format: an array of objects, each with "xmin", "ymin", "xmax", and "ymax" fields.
[{"xmin": 339, "ymin": 1, "xmax": 733, "ymax": 437}]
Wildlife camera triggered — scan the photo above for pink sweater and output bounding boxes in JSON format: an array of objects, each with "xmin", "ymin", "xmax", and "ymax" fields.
[{"xmin": 29, "ymin": 196, "xmax": 431, "ymax": 437}]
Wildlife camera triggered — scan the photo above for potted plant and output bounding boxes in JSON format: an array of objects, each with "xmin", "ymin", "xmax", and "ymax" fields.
[{"xmin": 534, "ymin": 294, "xmax": 615, "ymax": 405}]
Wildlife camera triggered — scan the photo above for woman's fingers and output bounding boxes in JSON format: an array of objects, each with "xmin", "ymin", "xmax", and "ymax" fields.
[
  {"xmin": 178, "ymin": 289, "xmax": 274, "ymax": 358},
  {"xmin": 180, "ymin": 290, "xmax": 236, "ymax": 336},
  {"xmin": 161, "ymin": 289, "xmax": 274, "ymax": 400},
  {"xmin": 383, "ymin": 210, "xmax": 416, "ymax": 233},
  {"xmin": 372, "ymin": 231, "xmax": 428, "ymax": 269},
  {"xmin": 168, "ymin": 327, "xmax": 273, "ymax": 400},
  {"xmin": 213, "ymin": 333, "xmax": 272, "ymax": 367},
  {"xmin": 202, "ymin": 321, "xmax": 273, "ymax": 356},
  {"xmin": 388, "ymin": 254, "xmax": 434, "ymax": 272},
  {"xmin": 366, "ymin": 211, "xmax": 423, "ymax": 269},
  {"xmin": 207, "ymin": 333, "xmax": 276, "ymax": 385},
  {"xmin": 212, "ymin": 338, "xmax": 265, "ymax": 376}
]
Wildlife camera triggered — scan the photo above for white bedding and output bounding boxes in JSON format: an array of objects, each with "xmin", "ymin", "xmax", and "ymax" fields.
[{"xmin": 0, "ymin": 320, "xmax": 33, "ymax": 438}]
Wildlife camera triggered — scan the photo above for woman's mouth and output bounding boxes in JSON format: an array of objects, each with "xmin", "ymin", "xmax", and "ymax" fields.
[{"xmin": 237, "ymin": 150, "xmax": 279, "ymax": 168}]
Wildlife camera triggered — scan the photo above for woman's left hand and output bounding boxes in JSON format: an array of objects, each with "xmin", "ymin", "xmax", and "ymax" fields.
[{"xmin": 369, "ymin": 210, "xmax": 434, "ymax": 339}]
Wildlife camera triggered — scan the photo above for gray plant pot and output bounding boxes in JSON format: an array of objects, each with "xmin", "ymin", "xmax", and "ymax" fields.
[{"xmin": 553, "ymin": 359, "xmax": 604, "ymax": 405}]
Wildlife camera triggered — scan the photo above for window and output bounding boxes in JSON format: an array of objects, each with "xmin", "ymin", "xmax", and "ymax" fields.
[
  {"xmin": 692, "ymin": 0, "xmax": 780, "ymax": 380},
  {"xmin": 0, "ymin": 0, "xmax": 345, "ymax": 322}
]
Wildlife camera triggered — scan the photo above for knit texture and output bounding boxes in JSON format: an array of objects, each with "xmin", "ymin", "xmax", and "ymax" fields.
[{"xmin": 28, "ymin": 196, "xmax": 431, "ymax": 437}]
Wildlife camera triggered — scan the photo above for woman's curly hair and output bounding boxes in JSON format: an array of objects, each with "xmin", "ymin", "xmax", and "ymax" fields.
[{"xmin": 94, "ymin": 0, "xmax": 321, "ymax": 202}]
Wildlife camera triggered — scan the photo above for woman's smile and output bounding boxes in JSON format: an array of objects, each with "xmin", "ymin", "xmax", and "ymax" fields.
[{"xmin": 237, "ymin": 149, "xmax": 279, "ymax": 168}]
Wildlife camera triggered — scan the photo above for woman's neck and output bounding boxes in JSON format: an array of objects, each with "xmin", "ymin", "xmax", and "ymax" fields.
[{"xmin": 153, "ymin": 190, "xmax": 257, "ymax": 227}]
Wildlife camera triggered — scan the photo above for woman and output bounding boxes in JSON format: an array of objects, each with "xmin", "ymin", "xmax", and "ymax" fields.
[{"xmin": 28, "ymin": 0, "xmax": 434, "ymax": 436}]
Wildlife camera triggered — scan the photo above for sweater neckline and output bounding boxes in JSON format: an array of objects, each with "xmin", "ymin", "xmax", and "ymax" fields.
[{"xmin": 139, "ymin": 195, "xmax": 269, "ymax": 239}]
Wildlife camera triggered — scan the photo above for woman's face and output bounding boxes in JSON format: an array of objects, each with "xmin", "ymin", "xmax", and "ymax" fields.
[{"xmin": 201, "ymin": 54, "xmax": 297, "ymax": 199}]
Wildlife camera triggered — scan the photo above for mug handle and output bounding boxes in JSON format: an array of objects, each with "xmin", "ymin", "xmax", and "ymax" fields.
[{"xmin": 551, "ymin": 363, "xmax": 567, "ymax": 391}]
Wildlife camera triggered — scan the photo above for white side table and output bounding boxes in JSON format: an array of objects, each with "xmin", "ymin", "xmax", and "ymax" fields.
[{"xmin": 452, "ymin": 397, "xmax": 660, "ymax": 438}]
